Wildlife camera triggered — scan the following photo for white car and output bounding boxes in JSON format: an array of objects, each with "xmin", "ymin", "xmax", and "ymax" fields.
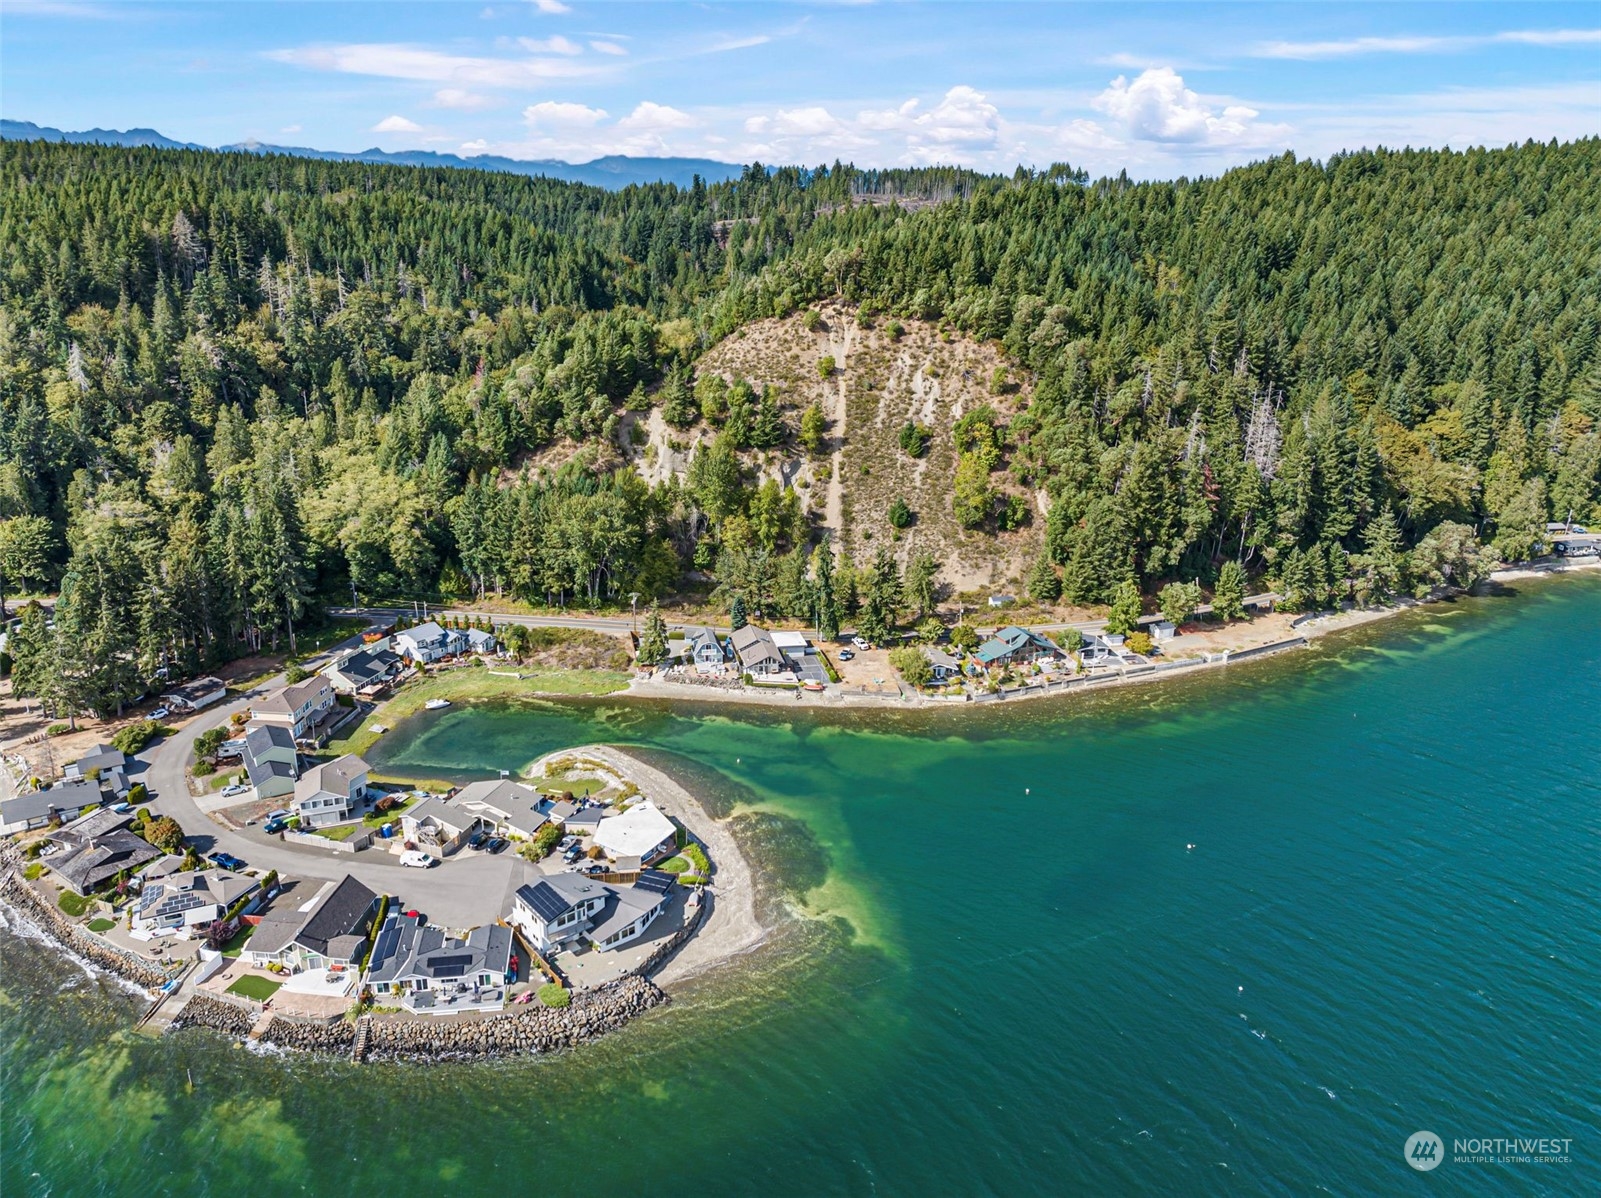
[
  {"xmin": 150, "ymin": 706, "xmax": 170, "ymax": 720},
  {"xmin": 851, "ymin": 636, "xmax": 870, "ymax": 650},
  {"xmin": 399, "ymin": 850, "xmax": 436, "ymax": 868},
  {"xmin": 221, "ymin": 783, "xmax": 249, "ymax": 797}
]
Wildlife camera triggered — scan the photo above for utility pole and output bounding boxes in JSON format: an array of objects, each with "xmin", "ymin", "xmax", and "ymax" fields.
[{"xmin": 628, "ymin": 593, "xmax": 640, "ymax": 634}]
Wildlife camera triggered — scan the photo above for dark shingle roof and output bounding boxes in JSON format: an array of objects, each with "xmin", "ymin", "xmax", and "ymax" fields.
[
  {"xmin": 294, "ymin": 875, "xmax": 378, "ymax": 955},
  {"xmin": 516, "ymin": 880, "xmax": 572, "ymax": 924}
]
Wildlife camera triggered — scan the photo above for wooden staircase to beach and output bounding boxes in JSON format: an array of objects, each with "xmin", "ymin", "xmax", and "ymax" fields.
[{"xmin": 350, "ymin": 1013, "xmax": 372, "ymax": 1063}]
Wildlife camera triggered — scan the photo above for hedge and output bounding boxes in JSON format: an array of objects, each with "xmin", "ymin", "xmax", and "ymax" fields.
[{"xmin": 538, "ymin": 983, "xmax": 571, "ymax": 1008}]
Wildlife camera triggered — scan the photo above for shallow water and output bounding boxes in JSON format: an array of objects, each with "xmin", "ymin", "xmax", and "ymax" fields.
[{"xmin": 4, "ymin": 576, "xmax": 1599, "ymax": 1195}]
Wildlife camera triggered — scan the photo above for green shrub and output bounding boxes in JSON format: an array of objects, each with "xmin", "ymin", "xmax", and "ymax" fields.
[
  {"xmin": 678, "ymin": 874, "xmax": 707, "ymax": 886},
  {"xmin": 194, "ymin": 727, "xmax": 228, "ymax": 759},
  {"xmin": 684, "ymin": 842, "xmax": 711, "ymax": 875},
  {"xmin": 127, "ymin": 783, "xmax": 148, "ymax": 806},
  {"xmin": 538, "ymin": 983, "xmax": 571, "ymax": 1008},
  {"xmin": 111, "ymin": 720, "xmax": 175, "ymax": 755},
  {"xmin": 145, "ymin": 815, "xmax": 185, "ymax": 853},
  {"xmin": 817, "ymin": 355, "xmax": 836, "ymax": 379},
  {"xmin": 192, "ymin": 760, "xmax": 216, "ymax": 777},
  {"xmin": 283, "ymin": 664, "xmax": 311, "ymax": 685},
  {"xmin": 46, "ymin": 723, "xmax": 70, "ymax": 737},
  {"xmin": 1124, "ymin": 631, "xmax": 1154, "ymax": 656},
  {"xmin": 23, "ymin": 863, "xmax": 45, "ymax": 881}
]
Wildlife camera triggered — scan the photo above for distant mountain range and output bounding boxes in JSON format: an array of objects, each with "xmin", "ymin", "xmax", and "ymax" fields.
[{"xmin": 0, "ymin": 119, "xmax": 747, "ymax": 190}]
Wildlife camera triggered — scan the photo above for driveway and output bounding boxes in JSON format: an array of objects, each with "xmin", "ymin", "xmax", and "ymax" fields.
[{"xmin": 132, "ymin": 631, "xmax": 549, "ymax": 929}]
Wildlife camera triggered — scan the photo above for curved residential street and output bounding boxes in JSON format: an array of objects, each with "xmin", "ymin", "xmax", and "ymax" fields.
[{"xmin": 135, "ymin": 644, "xmax": 543, "ymax": 929}]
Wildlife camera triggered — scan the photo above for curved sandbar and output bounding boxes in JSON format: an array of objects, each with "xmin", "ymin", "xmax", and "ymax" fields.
[{"xmin": 524, "ymin": 743, "xmax": 767, "ymax": 989}]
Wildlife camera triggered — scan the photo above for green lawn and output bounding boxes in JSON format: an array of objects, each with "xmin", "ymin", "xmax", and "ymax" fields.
[
  {"xmin": 226, "ymin": 974, "xmax": 282, "ymax": 1001},
  {"xmin": 57, "ymin": 891, "xmax": 95, "ymax": 917},
  {"xmin": 322, "ymin": 666, "xmax": 630, "ymax": 761},
  {"xmin": 312, "ymin": 823, "xmax": 363, "ymax": 841},
  {"xmin": 361, "ymin": 797, "xmax": 415, "ymax": 827},
  {"xmin": 220, "ymin": 923, "xmax": 256, "ymax": 957},
  {"xmin": 87, "ymin": 918, "xmax": 116, "ymax": 933}
]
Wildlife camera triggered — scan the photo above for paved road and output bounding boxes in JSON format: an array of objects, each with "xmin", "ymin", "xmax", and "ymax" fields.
[{"xmin": 135, "ymin": 633, "xmax": 538, "ymax": 928}]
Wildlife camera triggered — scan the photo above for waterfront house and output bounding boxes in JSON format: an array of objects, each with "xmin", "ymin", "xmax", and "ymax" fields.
[
  {"xmin": 132, "ymin": 868, "xmax": 261, "ymax": 935},
  {"xmin": 246, "ymin": 874, "xmax": 379, "ymax": 974},
  {"xmin": 393, "ymin": 621, "xmax": 466, "ymax": 664},
  {"xmin": 242, "ymin": 725, "xmax": 299, "ymax": 801},
  {"xmin": 250, "ymin": 676, "xmax": 336, "ymax": 742},
  {"xmin": 1148, "ymin": 620, "xmax": 1177, "ymax": 643},
  {"xmin": 0, "ymin": 776, "xmax": 107, "ymax": 836},
  {"xmin": 925, "ymin": 647, "xmax": 963, "ymax": 683},
  {"xmin": 670, "ymin": 625, "xmax": 727, "ymax": 673},
  {"xmin": 49, "ymin": 827, "xmax": 161, "ymax": 896},
  {"xmin": 1079, "ymin": 632, "xmax": 1129, "ymax": 666},
  {"xmin": 291, "ymin": 754, "xmax": 370, "ymax": 829},
  {"xmin": 594, "ymin": 801, "xmax": 677, "ymax": 864},
  {"xmin": 509, "ymin": 869, "xmax": 674, "ymax": 955},
  {"xmin": 731, "ymin": 624, "xmax": 788, "ymax": 677},
  {"xmin": 463, "ymin": 627, "xmax": 498, "ymax": 655},
  {"xmin": 46, "ymin": 805, "xmax": 134, "ymax": 846},
  {"xmin": 365, "ymin": 913, "xmax": 513, "ymax": 1009},
  {"xmin": 451, "ymin": 778, "xmax": 550, "ymax": 841},
  {"xmin": 160, "ymin": 675, "xmax": 227, "ymax": 712},
  {"xmin": 561, "ymin": 805, "xmax": 605, "ymax": 836},
  {"xmin": 974, "ymin": 626, "xmax": 1061, "ymax": 671},
  {"xmin": 322, "ymin": 646, "xmax": 401, "ymax": 696},
  {"xmin": 400, "ymin": 797, "xmax": 481, "ymax": 855}
]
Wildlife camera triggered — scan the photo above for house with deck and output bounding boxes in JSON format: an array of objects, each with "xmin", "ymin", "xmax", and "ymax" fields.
[
  {"xmin": 670, "ymin": 625, "xmax": 727, "ymax": 673},
  {"xmin": 975, "ymin": 625, "xmax": 1062, "ymax": 671},
  {"xmin": 400, "ymin": 797, "xmax": 482, "ymax": 855},
  {"xmin": 924, "ymin": 647, "xmax": 964, "ymax": 683},
  {"xmin": 509, "ymin": 869, "xmax": 675, "ymax": 955},
  {"xmin": 322, "ymin": 646, "xmax": 401, "ymax": 696},
  {"xmin": 245, "ymin": 874, "xmax": 379, "ymax": 974},
  {"xmin": 0, "ymin": 776, "xmax": 108, "ymax": 836},
  {"xmin": 393, "ymin": 621, "xmax": 466, "ymax": 664},
  {"xmin": 451, "ymin": 778, "xmax": 551, "ymax": 841},
  {"xmin": 731, "ymin": 624, "xmax": 788, "ymax": 678},
  {"xmin": 365, "ymin": 913, "xmax": 513, "ymax": 1010},
  {"xmin": 132, "ymin": 868, "xmax": 261, "ymax": 935},
  {"xmin": 250, "ymin": 676, "xmax": 336, "ymax": 742}
]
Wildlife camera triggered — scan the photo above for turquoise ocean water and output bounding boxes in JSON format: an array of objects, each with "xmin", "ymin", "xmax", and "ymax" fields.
[{"xmin": 3, "ymin": 575, "xmax": 1598, "ymax": 1195}]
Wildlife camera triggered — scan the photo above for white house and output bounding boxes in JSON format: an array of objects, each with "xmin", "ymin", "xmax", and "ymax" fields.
[
  {"xmin": 245, "ymin": 874, "xmax": 379, "ymax": 974},
  {"xmin": 925, "ymin": 647, "xmax": 964, "ymax": 682},
  {"xmin": 291, "ymin": 754, "xmax": 370, "ymax": 829},
  {"xmin": 161, "ymin": 675, "xmax": 227, "ymax": 712},
  {"xmin": 132, "ymin": 868, "xmax": 261, "ymax": 935},
  {"xmin": 509, "ymin": 869, "xmax": 674, "ymax": 956},
  {"xmin": 451, "ymin": 778, "xmax": 550, "ymax": 840},
  {"xmin": 400, "ymin": 797, "xmax": 483, "ymax": 855},
  {"xmin": 250, "ymin": 676, "xmax": 336, "ymax": 741},
  {"xmin": 670, "ymin": 626, "xmax": 726, "ymax": 673},
  {"xmin": 365, "ymin": 914, "xmax": 513, "ymax": 1009},
  {"xmin": 393, "ymin": 621, "xmax": 466, "ymax": 664},
  {"xmin": 463, "ymin": 627, "xmax": 498, "ymax": 655},
  {"xmin": 593, "ymin": 800, "xmax": 678, "ymax": 864}
]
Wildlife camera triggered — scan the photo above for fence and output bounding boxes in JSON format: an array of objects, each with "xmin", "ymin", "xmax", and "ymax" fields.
[{"xmin": 282, "ymin": 828, "xmax": 372, "ymax": 854}]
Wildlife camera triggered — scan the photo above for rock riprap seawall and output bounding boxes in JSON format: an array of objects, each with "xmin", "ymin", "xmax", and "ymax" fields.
[{"xmin": 169, "ymin": 992, "xmax": 256, "ymax": 1037}]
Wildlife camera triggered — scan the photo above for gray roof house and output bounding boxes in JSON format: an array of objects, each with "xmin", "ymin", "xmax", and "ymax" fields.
[
  {"xmin": 247, "ymin": 875, "xmax": 380, "ymax": 973},
  {"xmin": 464, "ymin": 627, "xmax": 498, "ymax": 654},
  {"xmin": 393, "ymin": 621, "xmax": 466, "ymax": 663},
  {"xmin": 243, "ymin": 724, "xmax": 299, "ymax": 800},
  {"xmin": 730, "ymin": 624, "xmax": 788, "ymax": 676},
  {"xmin": 50, "ymin": 829, "xmax": 162, "ymax": 895},
  {"xmin": 66, "ymin": 743, "xmax": 127, "ymax": 778},
  {"xmin": 365, "ymin": 914, "xmax": 513, "ymax": 1010},
  {"xmin": 671, "ymin": 625, "xmax": 727, "ymax": 672},
  {"xmin": 510, "ymin": 870, "xmax": 675, "ymax": 956},
  {"xmin": 250, "ymin": 675, "xmax": 336, "ymax": 741},
  {"xmin": 291, "ymin": 754, "xmax": 370, "ymax": 829},
  {"xmin": 400, "ymin": 797, "xmax": 486, "ymax": 854},
  {"xmin": 133, "ymin": 868, "xmax": 260, "ymax": 933},
  {"xmin": 452, "ymin": 778, "xmax": 550, "ymax": 840},
  {"xmin": 924, "ymin": 647, "xmax": 964, "ymax": 682},
  {"xmin": 161, "ymin": 675, "xmax": 227, "ymax": 711},
  {"xmin": 322, "ymin": 647, "xmax": 401, "ymax": 695},
  {"xmin": 0, "ymin": 776, "xmax": 108, "ymax": 836}
]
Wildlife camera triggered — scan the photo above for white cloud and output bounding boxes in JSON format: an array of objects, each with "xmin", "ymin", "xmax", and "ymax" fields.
[
  {"xmin": 858, "ymin": 86, "xmax": 1001, "ymax": 159},
  {"xmin": 590, "ymin": 40, "xmax": 627, "ymax": 56},
  {"xmin": 460, "ymin": 139, "xmax": 491, "ymax": 153},
  {"xmin": 433, "ymin": 88, "xmax": 495, "ymax": 110},
  {"xmin": 618, "ymin": 101, "xmax": 696, "ymax": 132},
  {"xmin": 266, "ymin": 43, "xmax": 606, "ymax": 88},
  {"xmin": 1254, "ymin": 27, "xmax": 1601, "ymax": 59},
  {"xmin": 279, "ymin": 124, "xmax": 302, "ymax": 134},
  {"xmin": 371, "ymin": 114, "xmax": 424, "ymax": 134},
  {"xmin": 1091, "ymin": 68, "xmax": 1284, "ymax": 145},
  {"xmin": 705, "ymin": 34, "xmax": 771, "ymax": 53},
  {"xmin": 523, "ymin": 100, "xmax": 608, "ymax": 126},
  {"xmin": 529, "ymin": 0, "xmax": 570, "ymax": 13},
  {"xmin": 518, "ymin": 34, "xmax": 582, "ymax": 55}
]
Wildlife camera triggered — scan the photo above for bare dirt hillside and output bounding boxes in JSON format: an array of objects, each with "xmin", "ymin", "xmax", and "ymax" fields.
[{"xmin": 627, "ymin": 302, "xmax": 1044, "ymax": 594}]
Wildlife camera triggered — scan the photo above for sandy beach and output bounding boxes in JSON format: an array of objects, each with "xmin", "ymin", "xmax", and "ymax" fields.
[{"xmin": 526, "ymin": 744, "xmax": 768, "ymax": 991}]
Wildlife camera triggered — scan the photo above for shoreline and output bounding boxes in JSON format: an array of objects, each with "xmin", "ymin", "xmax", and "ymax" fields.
[{"xmin": 524, "ymin": 744, "xmax": 769, "ymax": 990}]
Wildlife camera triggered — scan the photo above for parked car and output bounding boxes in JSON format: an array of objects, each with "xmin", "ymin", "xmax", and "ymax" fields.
[
  {"xmin": 265, "ymin": 808, "xmax": 291, "ymax": 822},
  {"xmin": 468, "ymin": 831, "xmax": 488, "ymax": 849},
  {"xmin": 838, "ymin": 649, "xmax": 855, "ymax": 661},
  {"xmin": 263, "ymin": 818, "xmax": 289, "ymax": 835},
  {"xmin": 149, "ymin": 706, "xmax": 170, "ymax": 720},
  {"xmin": 221, "ymin": 784, "xmax": 248, "ymax": 797},
  {"xmin": 399, "ymin": 850, "xmax": 436, "ymax": 868},
  {"xmin": 207, "ymin": 851, "xmax": 246, "ymax": 871},
  {"xmin": 486, "ymin": 837, "xmax": 509, "ymax": 855},
  {"xmin": 851, "ymin": 636, "xmax": 870, "ymax": 650}
]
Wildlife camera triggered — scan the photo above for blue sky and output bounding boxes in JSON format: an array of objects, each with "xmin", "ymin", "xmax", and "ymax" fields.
[{"xmin": 3, "ymin": 1, "xmax": 1599, "ymax": 176}]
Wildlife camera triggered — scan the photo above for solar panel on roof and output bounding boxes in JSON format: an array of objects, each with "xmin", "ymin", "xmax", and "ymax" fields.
[{"xmin": 521, "ymin": 881, "xmax": 570, "ymax": 922}]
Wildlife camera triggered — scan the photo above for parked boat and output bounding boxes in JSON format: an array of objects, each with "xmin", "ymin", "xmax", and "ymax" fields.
[{"xmin": 424, "ymin": 699, "xmax": 451, "ymax": 710}]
